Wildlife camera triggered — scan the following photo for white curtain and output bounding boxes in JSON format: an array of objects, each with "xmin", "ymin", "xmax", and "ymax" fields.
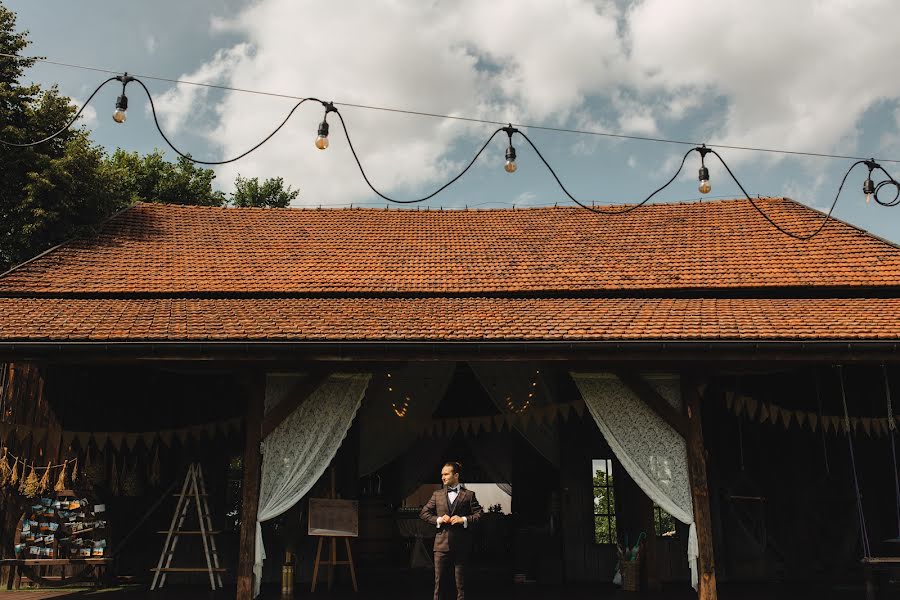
[
  {"xmin": 571, "ymin": 373, "xmax": 699, "ymax": 591},
  {"xmin": 253, "ymin": 373, "xmax": 371, "ymax": 598},
  {"xmin": 358, "ymin": 362, "xmax": 455, "ymax": 476},
  {"xmin": 470, "ymin": 362, "xmax": 560, "ymax": 467}
]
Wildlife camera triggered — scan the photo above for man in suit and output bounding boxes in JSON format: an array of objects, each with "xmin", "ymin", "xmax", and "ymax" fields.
[{"xmin": 419, "ymin": 461, "xmax": 483, "ymax": 600}]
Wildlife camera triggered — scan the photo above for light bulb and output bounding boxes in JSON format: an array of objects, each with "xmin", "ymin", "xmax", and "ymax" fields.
[
  {"xmin": 698, "ymin": 179, "xmax": 711, "ymax": 194},
  {"xmin": 698, "ymin": 165, "xmax": 710, "ymax": 194},
  {"xmin": 504, "ymin": 145, "xmax": 517, "ymax": 173},
  {"xmin": 315, "ymin": 120, "xmax": 329, "ymax": 150},
  {"xmin": 863, "ymin": 177, "xmax": 875, "ymax": 205},
  {"xmin": 112, "ymin": 94, "xmax": 128, "ymax": 124}
]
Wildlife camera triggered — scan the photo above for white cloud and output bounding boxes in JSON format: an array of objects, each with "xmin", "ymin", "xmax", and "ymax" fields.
[
  {"xmin": 73, "ymin": 98, "xmax": 98, "ymax": 129},
  {"xmin": 145, "ymin": 35, "xmax": 158, "ymax": 55},
  {"xmin": 151, "ymin": 0, "xmax": 900, "ymax": 206}
]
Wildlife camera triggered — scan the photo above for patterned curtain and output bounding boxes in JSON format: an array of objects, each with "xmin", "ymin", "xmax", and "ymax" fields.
[
  {"xmin": 571, "ymin": 373, "xmax": 698, "ymax": 591},
  {"xmin": 253, "ymin": 373, "xmax": 371, "ymax": 598}
]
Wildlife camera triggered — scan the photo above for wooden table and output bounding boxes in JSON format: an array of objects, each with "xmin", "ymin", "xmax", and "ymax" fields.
[
  {"xmin": 862, "ymin": 556, "xmax": 900, "ymax": 600},
  {"xmin": 1, "ymin": 558, "xmax": 112, "ymax": 590}
]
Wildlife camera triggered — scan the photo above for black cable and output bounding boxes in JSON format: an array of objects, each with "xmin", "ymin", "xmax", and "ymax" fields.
[
  {"xmin": 133, "ymin": 78, "xmax": 324, "ymax": 165},
  {"xmin": 708, "ymin": 149, "xmax": 865, "ymax": 241},
  {"xmin": 333, "ymin": 109, "xmax": 505, "ymax": 204},
  {"xmin": 0, "ymin": 76, "xmax": 118, "ymax": 147},
  {"xmin": 7, "ymin": 52, "xmax": 900, "ymax": 164},
  {"xmin": 516, "ymin": 129, "xmax": 695, "ymax": 215}
]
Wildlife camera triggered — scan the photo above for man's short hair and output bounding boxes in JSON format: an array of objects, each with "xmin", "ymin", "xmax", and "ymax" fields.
[{"xmin": 443, "ymin": 461, "xmax": 462, "ymax": 476}]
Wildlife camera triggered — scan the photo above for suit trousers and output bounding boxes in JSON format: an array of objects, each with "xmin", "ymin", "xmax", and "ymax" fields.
[{"xmin": 433, "ymin": 550, "xmax": 466, "ymax": 600}]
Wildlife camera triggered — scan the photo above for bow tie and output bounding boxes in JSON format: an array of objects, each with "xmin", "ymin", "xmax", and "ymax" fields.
[{"xmin": 447, "ymin": 487, "xmax": 460, "ymax": 494}]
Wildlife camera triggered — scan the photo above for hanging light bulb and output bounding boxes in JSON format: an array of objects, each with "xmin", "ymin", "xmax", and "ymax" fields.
[
  {"xmin": 698, "ymin": 166, "xmax": 711, "ymax": 194},
  {"xmin": 112, "ymin": 73, "xmax": 134, "ymax": 124},
  {"xmin": 696, "ymin": 144, "xmax": 711, "ymax": 194},
  {"xmin": 863, "ymin": 175, "xmax": 875, "ymax": 204},
  {"xmin": 112, "ymin": 94, "xmax": 128, "ymax": 124},
  {"xmin": 315, "ymin": 120, "xmax": 329, "ymax": 150},
  {"xmin": 504, "ymin": 145, "xmax": 517, "ymax": 173}
]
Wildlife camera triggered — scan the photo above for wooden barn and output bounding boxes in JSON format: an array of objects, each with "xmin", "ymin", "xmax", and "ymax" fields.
[{"xmin": 0, "ymin": 198, "xmax": 898, "ymax": 599}]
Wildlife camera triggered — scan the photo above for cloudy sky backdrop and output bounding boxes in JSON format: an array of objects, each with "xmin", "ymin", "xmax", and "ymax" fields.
[{"xmin": 11, "ymin": 0, "xmax": 900, "ymax": 242}]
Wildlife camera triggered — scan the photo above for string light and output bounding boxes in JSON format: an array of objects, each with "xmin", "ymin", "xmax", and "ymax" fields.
[
  {"xmin": 1, "ymin": 67, "xmax": 900, "ymax": 240},
  {"xmin": 505, "ymin": 370, "xmax": 540, "ymax": 414},
  {"xmin": 385, "ymin": 372, "xmax": 410, "ymax": 418},
  {"xmin": 697, "ymin": 145, "xmax": 711, "ymax": 195},
  {"xmin": 112, "ymin": 73, "xmax": 133, "ymax": 124}
]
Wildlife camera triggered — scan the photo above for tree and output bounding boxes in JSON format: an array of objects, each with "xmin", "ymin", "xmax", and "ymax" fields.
[
  {"xmin": 0, "ymin": 6, "xmax": 120, "ymax": 272},
  {"xmin": 230, "ymin": 174, "xmax": 298, "ymax": 208},
  {"xmin": 100, "ymin": 149, "xmax": 227, "ymax": 207}
]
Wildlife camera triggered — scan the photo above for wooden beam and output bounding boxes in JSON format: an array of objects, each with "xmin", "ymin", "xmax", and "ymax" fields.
[
  {"xmin": 614, "ymin": 371, "xmax": 689, "ymax": 438},
  {"xmin": 637, "ymin": 490, "xmax": 661, "ymax": 592},
  {"xmin": 683, "ymin": 374, "xmax": 718, "ymax": 600},
  {"xmin": 259, "ymin": 371, "xmax": 329, "ymax": 440},
  {"xmin": 236, "ymin": 371, "xmax": 265, "ymax": 600}
]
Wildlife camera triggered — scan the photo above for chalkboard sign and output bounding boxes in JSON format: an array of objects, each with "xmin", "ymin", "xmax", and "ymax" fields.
[{"xmin": 308, "ymin": 499, "xmax": 359, "ymax": 537}]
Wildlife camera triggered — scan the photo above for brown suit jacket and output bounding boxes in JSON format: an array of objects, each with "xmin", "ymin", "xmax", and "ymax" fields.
[{"xmin": 419, "ymin": 487, "xmax": 483, "ymax": 555}]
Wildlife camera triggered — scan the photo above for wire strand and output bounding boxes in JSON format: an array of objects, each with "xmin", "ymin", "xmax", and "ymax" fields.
[
  {"xmin": 516, "ymin": 129, "xmax": 694, "ymax": 215},
  {"xmin": 334, "ymin": 110, "xmax": 505, "ymax": 204},
  {"xmin": 133, "ymin": 78, "xmax": 323, "ymax": 165},
  {"xmin": 5, "ymin": 51, "xmax": 900, "ymax": 163},
  {"xmin": 0, "ymin": 76, "xmax": 118, "ymax": 147}
]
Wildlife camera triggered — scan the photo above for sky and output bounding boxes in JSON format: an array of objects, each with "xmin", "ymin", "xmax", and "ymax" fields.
[{"xmin": 9, "ymin": 0, "xmax": 900, "ymax": 243}]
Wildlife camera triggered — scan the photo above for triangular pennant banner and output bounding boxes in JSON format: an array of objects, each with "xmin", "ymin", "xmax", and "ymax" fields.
[
  {"xmin": 558, "ymin": 403, "xmax": 572, "ymax": 422},
  {"xmin": 124, "ymin": 433, "xmax": 140, "ymax": 451},
  {"xmin": 861, "ymin": 418, "xmax": 872, "ymax": 437},
  {"xmin": 808, "ymin": 413, "xmax": 818, "ymax": 432},
  {"xmin": 795, "ymin": 410, "xmax": 807, "ymax": 430},
  {"xmin": 572, "ymin": 399, "xmax": 586, "ymax": 418},
  {"xmin": 176, "ymin": 428, "xmax": 190, "ymax": 445},
  {"xmin": 758, "ymin": 404, "xmax": 769, "ymax": 424},
  {"xmin": 725, "ymin": 391, "xmax": 734, "ymax": 412},
  {"xmin": 780, "ymin": 408, "xmax": 792, "ymax": 430},
  {"xmin": 768, "ymin": 404, "xmax": 780, "ymax": 426},
  {"xmin": 61, "ymin": 431, "xmax": 77, "ymax": 449},
  {"xmin": 746, "ymin": 397, "xmax": 759, "ymax": 420},
  {"xmin": 107, "ymin": 432, "xmax": 125, "ymax": 450},
  {"xmin": 733, "ymin": 395, "xmax": 745, "ymax": 418}
]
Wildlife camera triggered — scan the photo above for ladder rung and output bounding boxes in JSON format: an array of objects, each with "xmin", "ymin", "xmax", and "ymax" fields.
[
  {"xmin": 157, "ymin": 530, "xmax": 222, "ymax": 534},
  {"xmin": 151, "ymin": 567, "xmax": 227, "ymax": 572}
]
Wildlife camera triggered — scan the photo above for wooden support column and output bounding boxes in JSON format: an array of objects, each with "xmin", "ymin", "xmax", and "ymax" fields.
[
  {"xmin": 236, "ymin": 371, "xmax": 265, "ymax": 600},
  {"xmin": 683, "ymin": 374, "xmax": 717, "ymax": 600}
]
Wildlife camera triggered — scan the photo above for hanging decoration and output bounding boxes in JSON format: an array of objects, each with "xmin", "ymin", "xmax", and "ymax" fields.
[
  {"xmin": 504, "ymin": 369, "xmax": 540, "ymax": 414},
  {"xmin": 726, "ymin": 391, "xmax": 899, "ymax": 437},
  {"xmin": 385, "ymin": 372, "xmax": 411, "ymax": 418},
  {"xmin": 0, "ymin": 448, "xmax": 10, "ymax": 486},
  {"xmin": 22, "ymin": 463, "xmax": 39, "ymax": 498},
  {"xmin": 54, "ymin": 460, "xmax": 68, "ymax": 492},
  {"xmin": 37, "ymin": 461, "xmax": 51, "ymax": 495}
]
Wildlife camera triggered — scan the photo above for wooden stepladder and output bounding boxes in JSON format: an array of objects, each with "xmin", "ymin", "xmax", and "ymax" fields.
[{"xmin": 150, "ymin": 463, "xmax": 225, "ymax": 591}]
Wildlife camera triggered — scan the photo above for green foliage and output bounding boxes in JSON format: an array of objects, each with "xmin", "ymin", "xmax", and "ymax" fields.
[
  {"xmin": 101, "ymin": 149, "xmax": 227, "ymax": 207},
  {"xmin": 0, "ymin": 5, "xmax": 301, "ymax": 273},
  {"xmin": 593, "ymin": 460, "xmax": 617, "ymax": 544},
  {"xmin": 231, "ymin": 174, "xmax": 298, "ymax": 208}
]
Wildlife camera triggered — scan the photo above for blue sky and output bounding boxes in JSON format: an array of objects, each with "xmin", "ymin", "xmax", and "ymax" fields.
[{"xmin": 10, "ymin": 0, "xmax": 900, "ymax": 243}]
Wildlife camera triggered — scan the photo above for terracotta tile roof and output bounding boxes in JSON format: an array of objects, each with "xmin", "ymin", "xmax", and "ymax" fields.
[
  {"xmin": 1, "ymin": 198, "xmax": 898, "ymax": 295},
  {"xmin": 0, "ymin": 297, "xmax": 897, "ymax": 341}
]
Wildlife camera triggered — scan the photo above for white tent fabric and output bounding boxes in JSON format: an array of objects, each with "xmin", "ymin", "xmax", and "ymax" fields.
[
  {"xmin": 470, "ymin": 362, "xmax": 560, "ymax": 467},
  {"xmin": 571, "ymin": 373, "xmax": 698, "ymax": 591},
  {"xmin": 358, "ymin": 363, "xmax": 455, "ymax": 476},
  {"xmin": 253, "ymin": 373, "xmax": 371, "ymax": 598}
]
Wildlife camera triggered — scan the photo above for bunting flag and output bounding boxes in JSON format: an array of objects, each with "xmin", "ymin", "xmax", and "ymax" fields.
[{"xmin": 728, "ymin": 393, "xmax": 893, "ymax": 438}]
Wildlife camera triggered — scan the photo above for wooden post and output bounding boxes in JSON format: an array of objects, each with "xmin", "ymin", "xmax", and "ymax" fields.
[
  {"xmin": 236, "ymin": 372, "xmax": 265, "ymax": 600},
  {"xmin": 637, "ymin": 492, "xmax": 660, "ymax": 592},
  {"xmin": 683, "ymin": 374, "xmax": 717, "ymax": 600}
]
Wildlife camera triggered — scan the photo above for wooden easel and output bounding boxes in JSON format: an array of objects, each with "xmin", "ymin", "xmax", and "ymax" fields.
[{"xmin": 310, "ymin": 469, "xmax": 358, "ymax": 593}]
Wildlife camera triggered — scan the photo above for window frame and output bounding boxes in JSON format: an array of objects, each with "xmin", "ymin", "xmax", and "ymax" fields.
[{"xmin": 591, "ymin": 458, "xmax": 617, "ymax": 545}]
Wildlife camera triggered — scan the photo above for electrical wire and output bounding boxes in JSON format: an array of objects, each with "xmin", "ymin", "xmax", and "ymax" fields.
[
  {"xmin": 334, "ymin": 110, "xmax": 505, "ymax": 204},
  {"xmin": 516, "ymin": 129, "xmax": 694, "ymax": 215},
  {"xmin": 1, "ymin": 54, "xmax": 899, "ymax": 239},
  {"xmin": 3, "ymin": 51, "xmax": 899, "ymax": 163},
  {"xmin": 0, "ymin": 76, "xmax": 118, "ymax": 147},
  {"xmin": 133, "ymin": 78, "xmax": 324, "ymax": 165}
]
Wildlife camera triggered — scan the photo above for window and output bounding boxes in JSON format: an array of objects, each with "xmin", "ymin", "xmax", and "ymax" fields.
[
  {"xmin": 592, "ymin": 459, "xmax": 617, "ymax": 544},
  {"xmin": 654, "ymin": 503, "xmax": 677, "ymax": 537}
]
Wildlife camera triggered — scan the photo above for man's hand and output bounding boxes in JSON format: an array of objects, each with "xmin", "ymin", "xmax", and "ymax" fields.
[
  {"xmin": 440, "ymin": 515, "xmax": 451, "ymax": 524},
  {"xmin": 450, "ymin": 516, "xmax": 464, "ymax": 525}
]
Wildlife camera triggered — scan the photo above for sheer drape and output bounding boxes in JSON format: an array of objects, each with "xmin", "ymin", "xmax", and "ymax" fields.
[
  {"xmin": 571, "ymin": 373, "xmax": 698, "ymax": 591},
  {"xmin": 464, "ymin": 432, "xmax": 514, "ymax": 495},
  {"xmin": 358, "ymin": 363, "xmax": 454, "ymax": 476},
  {"xmin": 253, "ymin": 373, "xmax": 371, "ymax": 597},
  {"xmin": 470, "ymin": 362, "xmax": 560, "ymax": 467}
]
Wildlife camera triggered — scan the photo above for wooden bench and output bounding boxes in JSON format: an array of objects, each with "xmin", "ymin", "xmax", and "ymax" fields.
[
  {"xmin": 1, "ymin": 558, "xmax": 112, "ymax": 590},
  {"xmin": 863, "ymin": 557, "xmax": 900, "ymax": 600}
]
